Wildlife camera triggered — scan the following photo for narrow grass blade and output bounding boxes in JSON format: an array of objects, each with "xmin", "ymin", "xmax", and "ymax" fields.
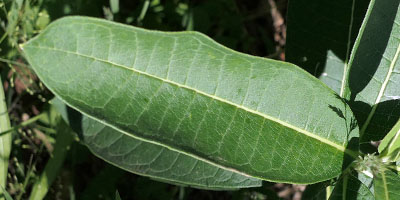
[{"xmin": 0, "ymin": 77, "xmax": 12, "ymax": 198}]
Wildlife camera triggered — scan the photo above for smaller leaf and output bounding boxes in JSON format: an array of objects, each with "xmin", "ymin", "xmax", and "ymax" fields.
[
  {"xmin": 379, "ymin": 119, "xmax": 400, "ymax": 162},
  {"xmin": 329, "ymin": 170, "xmax": 374, "ymax": 200},
  {"xmin": 374, "ymin": 169, "xmax": 400, "ymax": 200}
]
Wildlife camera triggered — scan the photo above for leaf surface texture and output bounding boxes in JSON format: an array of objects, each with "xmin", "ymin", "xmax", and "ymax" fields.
[
  {"xmin": 24, "ymin": 16, "xmax": 358, "ymax": 183},
  {"xmin": 52, "ymin": 98, "xmax": 261, "ymax": 189}
]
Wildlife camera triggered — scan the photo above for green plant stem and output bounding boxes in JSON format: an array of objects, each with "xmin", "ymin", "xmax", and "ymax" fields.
[
  {"xmin": 0, "ymin": 57, "xmax": 27, "ymax": 68},
  {"xmin": 0, "ymin": 76, "xmax": 11, "ymax": 200},
  {"xmin": 178, "ymin": 186, "xmax": 185, "ymax": 200},
  {"xmin": 0, "ymin": 0, "xmax": 8, "ymax": 15},
  {"xmin": 137, "ymin": 0, "xmax": 150, "ymax": 24},
  {"xmin": 29, "ymin": 119, "xmax": 74, "ymax": 200},
  {"xmin": 0, "ymin": 33, "xmax": 7, "ymax": 45},
  {"xmin": 185, "ymin": 9, "xmax": 193, "ymax": 31},
  {"xmin": 33, "ymin": 125, "xmax": 56, "ymax": 134},
  {"xmin": 0, "ymin": 113, "xmax": 46, "ymax": 136}
]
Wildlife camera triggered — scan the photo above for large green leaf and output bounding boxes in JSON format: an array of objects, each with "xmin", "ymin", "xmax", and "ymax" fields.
[
  {"xmin": 52, "ymin": 98, "xmax": 262, "ymax": 189},
  {"xmin": 23, "ymin": 16, "xmax": 359, "ymax": 184},
  {"xmin": 286, "ymin": 0, "xmax": 370, "ymax": 94},
  {"xmin": 343, "ymin": 0, "xmax": 400, "ymax": 149},
  {"xmin": 374, "ymin": 170, "xmax": 400, "ymax": 200}
]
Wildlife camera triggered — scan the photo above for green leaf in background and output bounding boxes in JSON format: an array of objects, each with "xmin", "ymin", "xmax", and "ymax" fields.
[
  {"xmin": 379, "ymin": 119, "xmax": 400, "ymax": 162},
  {"xmin": 329, "ymin": 171, "xmax": 374, "ymax": 200},
  {"xmin": 286, "ymin": 0, "xmax": 370, "ymax": 94},
  {"xmin": 23, "ymin": 16, "xmax": 359, "ymax": 184},
  {"xmin": 343, "ymin": 0, "xmax": 400, "ymax": 151},
  {"xmin": 374, "ymin": 169, "xmax": 400, "ymax": 200},
  {"xmin": 52, "ymin": 98, "xmax": 262, "ymax": 189}
]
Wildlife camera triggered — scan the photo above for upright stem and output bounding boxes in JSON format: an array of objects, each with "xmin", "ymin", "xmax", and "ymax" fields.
[{"xmin": 0, "ymin": 76, "xmax": 12, "ymax": 199}]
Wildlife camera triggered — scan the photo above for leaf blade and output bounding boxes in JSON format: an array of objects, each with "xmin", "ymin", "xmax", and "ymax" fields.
[{"xmin": 24, "ymin": 16, "xmax": 359, "ymax": 183}]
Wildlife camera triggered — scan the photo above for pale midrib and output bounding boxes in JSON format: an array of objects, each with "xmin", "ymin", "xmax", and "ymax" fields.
[
  {"xmin": 28, "ymin": 45, "xmax": 355, "ymax": 156},
  {"xmin": 360, "ymin": 42, "xmax": 400, "ymax": 136},
  {"xmin": 381, "ymin": 170, "xmax": 390, "ymax": 200},
  {"xmin": 340, "ymin": 0, "xmax": 356, "ymax": 97}
]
